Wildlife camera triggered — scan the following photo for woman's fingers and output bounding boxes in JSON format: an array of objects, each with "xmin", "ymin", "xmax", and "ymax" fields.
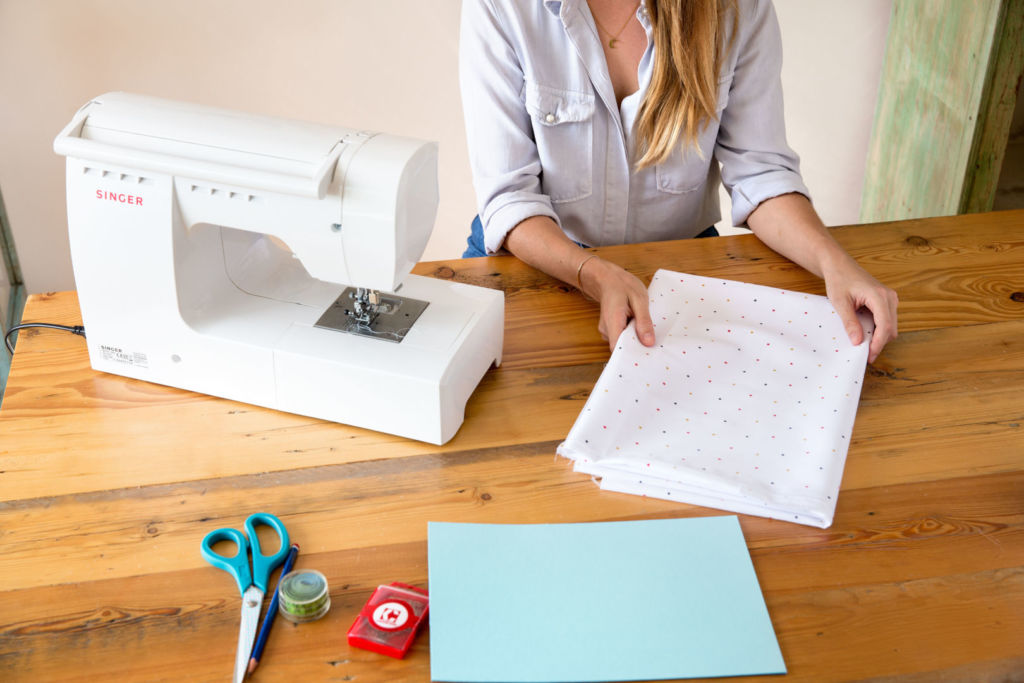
[
  {"xmin": 824, "ymin": 264, "xmax": 899, "ymax": 364},
  {"xmin": 587, "ymin": 258, "xmax": 654, "ymax": 350}
]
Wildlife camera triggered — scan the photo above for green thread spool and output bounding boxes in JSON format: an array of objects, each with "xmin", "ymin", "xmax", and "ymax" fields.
[{"xmin": 278, "ymin": 569, "xmax": 331, "ymax": 623}]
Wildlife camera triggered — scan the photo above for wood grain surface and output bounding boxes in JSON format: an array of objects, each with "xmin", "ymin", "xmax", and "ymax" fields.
[{"xmin": 1, "ymin": 211, "xmax": 1023, "ymax": 682}]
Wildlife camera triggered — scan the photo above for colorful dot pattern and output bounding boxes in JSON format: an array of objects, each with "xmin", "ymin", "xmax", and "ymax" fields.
[{"xmin": 557, "ymin": 269, "xmax": 874, "ymax": 528}]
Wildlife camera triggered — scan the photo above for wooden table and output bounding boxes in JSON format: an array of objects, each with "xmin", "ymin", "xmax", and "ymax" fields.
[{"xmin": 1, "ymin": 211, "xmax": 1022, "ymax": 682}]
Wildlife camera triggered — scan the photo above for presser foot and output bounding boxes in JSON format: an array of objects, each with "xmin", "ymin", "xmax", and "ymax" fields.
[{"xmin": 314, "ymin": 287, "xmax": 429, "ymax": 343}]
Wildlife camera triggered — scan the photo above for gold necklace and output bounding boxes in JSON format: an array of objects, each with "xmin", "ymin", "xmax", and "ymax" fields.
[{"xmin": 590, "ymin": 1, "xmax": 640, "ymax": 49}]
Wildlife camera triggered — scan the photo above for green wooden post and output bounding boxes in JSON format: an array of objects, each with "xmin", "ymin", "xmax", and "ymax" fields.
[
  {"xmin": 861, "ymin": 0, "xmax": 1024, "ymax": 222},
  {"xmin": 1, "ymin": 184, "xmax": 26, "ymax": 399}
]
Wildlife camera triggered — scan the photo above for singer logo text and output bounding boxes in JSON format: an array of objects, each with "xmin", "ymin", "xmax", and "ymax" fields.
[{"xmin": 96, "ymin": 189, "xmax": 144, "ymax": 206}]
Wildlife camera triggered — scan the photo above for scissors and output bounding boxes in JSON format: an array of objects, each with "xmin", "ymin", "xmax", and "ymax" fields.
[{"xmin": 201, "ymin": 512, "xmax": 290, "ymax": 683}]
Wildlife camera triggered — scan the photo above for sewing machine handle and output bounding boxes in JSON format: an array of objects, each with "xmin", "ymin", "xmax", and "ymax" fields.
[{"xmin": 54, "ymin": 106, "xmax": 341, "ymax": 200}]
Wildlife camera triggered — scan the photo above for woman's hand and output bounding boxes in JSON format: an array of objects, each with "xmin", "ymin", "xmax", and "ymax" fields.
[
  {"xmin": 822, "ymin": 256, "xmax": 898, "ymax": 363},
  {"xmin": 505, "ymin": 216, "xmax": 658, "ymax": 350},
  {"xmin": 747, "ymin": 193, "xmax": 899, "ymax": 363},
  {"xmin": 578, "ymin": 256, "xmax": 656, "ymax": 350}
]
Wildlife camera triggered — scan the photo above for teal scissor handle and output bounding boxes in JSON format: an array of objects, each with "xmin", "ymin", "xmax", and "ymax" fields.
[
  {"xmin": 200, "ymin": 513, "xmax": 290, "ymax": 595},
  {"xmin": 243, "ymin": 513, "xmax": 290, "ymax": 592},
  {"xmin": 200, "ymin": 527, "xmax": 252, "ymax": 596}
]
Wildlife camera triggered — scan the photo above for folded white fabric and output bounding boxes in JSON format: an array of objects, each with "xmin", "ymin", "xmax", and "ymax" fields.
[{"xmin": 557, "ymin": 269, "xmax": 873, "ymax": 528}]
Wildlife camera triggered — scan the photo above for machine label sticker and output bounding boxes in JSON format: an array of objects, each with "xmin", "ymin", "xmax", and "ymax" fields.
[{"xmin": 100, "ymin": 344, "xmax": 149, "ymax": 368}]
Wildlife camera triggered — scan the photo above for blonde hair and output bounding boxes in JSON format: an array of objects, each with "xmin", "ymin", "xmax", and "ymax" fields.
[{"xmin": 635, "ymin": 0, "xmax": 737, "ymax": 169}]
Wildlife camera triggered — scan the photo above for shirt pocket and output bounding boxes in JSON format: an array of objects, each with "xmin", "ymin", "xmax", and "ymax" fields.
[
  {"xmin": 655, "ymin": 73, "xmax": 732, "ymax": 195},
  {"xmin": 523, "ymin": 82, "xmax": 596, "ymax": 203}
]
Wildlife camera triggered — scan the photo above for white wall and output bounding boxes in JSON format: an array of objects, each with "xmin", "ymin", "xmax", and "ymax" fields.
[
  {"xmin": 0, "ymin": 0, "xmax": 890, "ymax": 294},
  {"xmin": 719, "ymin": 0, "xmax": 891, "ymax": 234},
  {"xmin": 774, "ymin": 0, "xmax": 891, "ymax": 228}
]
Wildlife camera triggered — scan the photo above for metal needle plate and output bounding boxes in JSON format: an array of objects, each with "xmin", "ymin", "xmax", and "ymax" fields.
[{"xmin": 314, "ymin": 287, "xmax": 429, "ymax": 343}]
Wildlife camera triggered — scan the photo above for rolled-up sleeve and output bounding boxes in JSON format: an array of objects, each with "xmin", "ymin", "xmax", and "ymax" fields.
[
  {"xmin": 459, "ymin": 0, "xmax": 560, "ymax": 254},
  {"xmin": 715, "ymin": 0, "xmax": 810, "ymax": 227}
]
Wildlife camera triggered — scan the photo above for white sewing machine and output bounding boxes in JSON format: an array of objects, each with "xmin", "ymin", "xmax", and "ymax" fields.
[{"xmin": 54, "ymin": 92, "xmax": 503, "ymax": 444}]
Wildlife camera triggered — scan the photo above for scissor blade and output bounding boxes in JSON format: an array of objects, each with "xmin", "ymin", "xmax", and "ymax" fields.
[{"xmin": 233, "ymin": 586, "xmax": 264, "ymax": 683}]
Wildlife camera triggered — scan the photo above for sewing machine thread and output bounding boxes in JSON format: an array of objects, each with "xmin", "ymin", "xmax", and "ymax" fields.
[{"xmin": 277, "ymin": 569, "xmax": 330, "ymax": 623}]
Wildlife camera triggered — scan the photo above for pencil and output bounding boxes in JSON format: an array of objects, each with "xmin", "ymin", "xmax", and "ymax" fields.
[{"xmin": 248, "ymin": 543, "xmax": 300, "ymax": 674}]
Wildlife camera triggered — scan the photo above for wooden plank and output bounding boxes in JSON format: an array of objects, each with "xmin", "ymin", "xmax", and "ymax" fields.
[
  {"xmin": 5, "ymin": 213, "xmax": 1023, "ymax": 384},
  {"xmin": 0, "ymin": 312, "xmax": 1020, "ymax": 504},
  {"xmin": 435, "ymin": 213, "xmax": 1024, "ymax": 351},
  {"xmin": 861, "ymin": 0, "xmax": 1015, "ymax": 221},
  {"xmin": 3, "ymin": 565, "xmax": 1019, "ymax": 683},
  {"xmin": 1, "ymin": 472, "xmax": 1021, "ymax": 681},
  {"xmin": 0, "ymin": 360, "xmax": 601, "ymax": 501},
  {"xmin": 4, "ymin": 213, "xmax": 1024, "ymax": 387}
]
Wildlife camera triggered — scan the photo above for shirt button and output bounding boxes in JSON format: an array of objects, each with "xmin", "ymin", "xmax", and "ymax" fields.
[{"xmin": 545, "ymin": 113, "xmax": 556, "ymax": 123}]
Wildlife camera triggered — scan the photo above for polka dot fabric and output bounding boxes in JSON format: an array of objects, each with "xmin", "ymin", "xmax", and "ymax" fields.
[{"xmin": 556, "ymin": 269, "xmax": 874, "ymax": 528}]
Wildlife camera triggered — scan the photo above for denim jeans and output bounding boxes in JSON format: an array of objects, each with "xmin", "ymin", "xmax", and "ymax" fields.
[{"xmin": 461, "ymin": 216, "xmax": 719, "ymax": 258}]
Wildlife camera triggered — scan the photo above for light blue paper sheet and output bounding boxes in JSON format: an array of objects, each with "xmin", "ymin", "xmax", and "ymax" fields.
[{"xmin": 427, "ymin": 516, "xmax": 784, "ymax": 682}]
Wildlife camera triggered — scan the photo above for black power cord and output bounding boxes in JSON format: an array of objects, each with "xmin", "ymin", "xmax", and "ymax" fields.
[{"xmin": 4, "ymin": 323, "xmax": 86, "ymax": 355}]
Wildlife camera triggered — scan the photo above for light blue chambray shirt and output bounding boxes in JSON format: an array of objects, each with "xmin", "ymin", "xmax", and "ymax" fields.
[{"xmin": 459, "ymin": 0, "xmax": 810, "ymax": 254}]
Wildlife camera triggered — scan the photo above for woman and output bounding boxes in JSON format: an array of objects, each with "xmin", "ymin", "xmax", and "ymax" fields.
[{"xmin": 460, "ymin": 0, "xmax": 897, "ymax": 362}]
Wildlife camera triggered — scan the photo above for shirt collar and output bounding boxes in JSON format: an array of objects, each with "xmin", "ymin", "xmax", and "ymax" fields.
[
  {"xmin": 637, "ymin": 1, "xmax": 650, "ymax": 28},
  {"xmin": 543, "ymin": 0, "xmax": 569, "ymax": 17},
  {"xmin": 545, "ymin": 0, "xmax": 650, "ymax": 28}
]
